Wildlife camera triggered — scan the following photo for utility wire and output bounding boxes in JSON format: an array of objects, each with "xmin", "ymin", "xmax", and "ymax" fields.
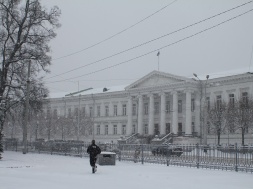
[
  {"xmin": 46, "ymin": 8, "xmax": 253, "ymax": 83},
  {"xmin": 46, "ymin": 1, "xmax": 253, "ymax": 80},
  {"xmin": 52, "ymin": 0, "xmax": 178, "ymax": 61}
]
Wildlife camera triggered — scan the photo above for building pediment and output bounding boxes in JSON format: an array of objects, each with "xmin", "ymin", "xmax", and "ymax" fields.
[{"xmin": 125, "ymin": 70, "xmax": 192, "ymax": 90}]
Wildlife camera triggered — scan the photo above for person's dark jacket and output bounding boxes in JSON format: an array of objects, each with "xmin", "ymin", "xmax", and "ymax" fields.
[{"xmin": 87, "ymin": 144, "xmax": 101, "ymax": 157}]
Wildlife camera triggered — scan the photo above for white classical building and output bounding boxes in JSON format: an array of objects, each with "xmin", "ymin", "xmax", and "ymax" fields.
[{"xmin": 46, "ymin": 70, "xmax": 253, "ymax": 145}]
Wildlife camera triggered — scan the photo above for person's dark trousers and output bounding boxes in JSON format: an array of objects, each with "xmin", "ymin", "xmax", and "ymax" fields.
[{"xmin": 90, "ymin": 156, "xmax": 97, "ymax": 167}]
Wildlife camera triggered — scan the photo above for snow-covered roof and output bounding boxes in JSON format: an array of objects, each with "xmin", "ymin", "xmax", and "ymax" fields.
[
  {"xmin": 73, "ymin": 85, "xmax": 127, "ymax": 96},
  {"xmin": 48, "ymin": 68, "xmax": 253, "ymax": 99},
  {"xmin": 49, "ymin": 84, "xmax": 128, "ymax": 99},
  {"xmin": 48, "ymin": 92, "xmax": 69, "ymax": 99},
  {"xmin": 191, "ymin": 67, "xmax": 252, "ymax": 80}
]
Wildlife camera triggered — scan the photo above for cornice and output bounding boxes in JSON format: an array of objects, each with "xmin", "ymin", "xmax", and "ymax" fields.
[{"xmin": 207, "ymin": 73, "xmax": 253, "ymax": 85}]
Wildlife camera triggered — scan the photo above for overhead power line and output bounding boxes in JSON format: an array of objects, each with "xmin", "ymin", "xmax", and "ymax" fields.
[
  {"xmin": 46, "ymin": 8, "xmax": 253, "ymax": 83},
  {"xmin": 52, "ymin": 0, "xmax": 178, "ymax": 61},
  {"xmin": 46, "ymin": 1, "xmax": 253, "ymax": 80}
]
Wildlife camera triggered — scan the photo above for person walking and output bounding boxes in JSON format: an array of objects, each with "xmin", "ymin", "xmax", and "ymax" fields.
[{"xmin": 87, "ymin": 140, "xmax": 101, "ymax": 173}]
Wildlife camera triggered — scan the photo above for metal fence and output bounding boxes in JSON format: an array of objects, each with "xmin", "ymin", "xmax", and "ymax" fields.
[
  {"xmin": 3, "ymin": 139, "xmax": 253, "ymax": 173},
  {"xmin": 117, "ymin": 143, "xmax": 253, "ymax": 173}
]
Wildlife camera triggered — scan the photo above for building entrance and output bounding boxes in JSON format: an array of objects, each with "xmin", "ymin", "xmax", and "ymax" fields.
[{"xmin": 154, "ymin": 124, "xmax": 159, "ymax": 135}]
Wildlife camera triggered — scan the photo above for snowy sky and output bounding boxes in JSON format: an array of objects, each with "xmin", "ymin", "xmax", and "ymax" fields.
[
  {"xmin": 40, "ymin": 0, "xmax": 253, "ymax": 94},
  {"xmin": 1, "ymin": 151, "xmax": 253, "ymax": 189}
]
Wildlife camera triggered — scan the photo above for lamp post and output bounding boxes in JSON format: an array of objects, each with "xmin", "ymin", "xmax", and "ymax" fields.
[
  {"xmin": 193, "ymin": 73, "xmax": 209, "ymax": 145},
  {"xmin": 77, "ymin": 94, "xmax": 81, "ymax": 141},
  {"xmin": 91, "ymin": 94, "xmax": 95, "ymax": 140},
  {"xmin": 61, "ymin": 117, "xmax": 64, "ymax": 140},
  {"xmin": 62, "ymin": 97, "xmax": 66, "ymax": 141}
]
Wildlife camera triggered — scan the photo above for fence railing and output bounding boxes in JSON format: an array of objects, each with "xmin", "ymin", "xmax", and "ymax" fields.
[{"xmin": 3, "ymin": 139, "xmax": 253, "ymax": 173}]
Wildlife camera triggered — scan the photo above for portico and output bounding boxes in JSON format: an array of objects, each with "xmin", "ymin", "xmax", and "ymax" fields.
[
  {"xmin": 125, "ymin": 71, "xmax": 198, "ymax": 138},
  {"xmin": 127, "ymin": 90, "xmax": 195, "ymax": 137}
]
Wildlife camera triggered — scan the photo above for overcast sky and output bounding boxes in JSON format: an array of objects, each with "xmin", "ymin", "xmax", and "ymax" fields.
[{"xmin": 40, "ymin": 0, "xmax": 253, "ymax": 95}]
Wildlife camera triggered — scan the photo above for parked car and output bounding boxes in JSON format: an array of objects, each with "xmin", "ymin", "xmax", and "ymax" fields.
[{"xmin": 151, "ymin": 145, "xmax": 183, "ymax": 157}]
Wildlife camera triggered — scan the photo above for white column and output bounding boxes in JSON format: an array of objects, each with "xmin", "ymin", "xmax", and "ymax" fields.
[
  {"xmin": 172, "ymin": 91, "xmax": 178, "ymax": 134},
  {"xmin": 127, "ymin": 96, "xmax": 133, "ymax": 135},
  {"xmin": 195, "ymin": 92, "xmax": 201, "ymax": 137},
  {"xmin": 160, "ymin": 92, "xmax": 166, "ymax": 135},
  {"xmin": 138, "ymin": 94, "xmax": 143, "ymax": 135},
  {"xmin": 185, "ymin": 90, "xmax": 192, "ymax": 136},
  {"xmin": 148, "ymin": 93, "xmax": 154, "ymax": 135}
]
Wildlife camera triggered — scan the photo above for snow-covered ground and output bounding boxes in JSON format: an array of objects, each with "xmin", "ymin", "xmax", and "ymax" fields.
[{"xmin": 0, "ymin": 151, "xmax": 252, "ymax": 189}]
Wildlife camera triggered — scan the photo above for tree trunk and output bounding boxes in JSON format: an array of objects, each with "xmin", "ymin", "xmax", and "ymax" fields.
[
  {"xmin": 217, "ymin": 129, "xmax": 221, "ymax": 145},
  {"xmin": 241, "ymin": 128, "xmax": 245, "ymax": 146},
  {"xmin": 0, "ymin": 128, "xmax": 3, "ymax": 159},
  {"xmin": 0, "ymin": 104, "xmax": 6, "ymax": 159}
]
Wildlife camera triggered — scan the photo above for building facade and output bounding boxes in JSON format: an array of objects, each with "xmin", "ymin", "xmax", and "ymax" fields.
[{"xmin": 43, "ymin": 70, "xmax": 253, "ymax": 145}]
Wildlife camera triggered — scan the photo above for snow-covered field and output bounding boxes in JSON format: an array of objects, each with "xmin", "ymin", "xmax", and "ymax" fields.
[{"xmin": 0, "ymin": 151, "xmax": 252, "ymax": 189}]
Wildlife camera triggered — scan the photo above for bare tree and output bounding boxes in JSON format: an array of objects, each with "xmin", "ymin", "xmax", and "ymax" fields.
[
  {"xmin": 79, "ymin": 115, "xmax": 93, "ymax": 138},
  {"xmin": 207, "ymin": 101, "xmax": 227, "ymax": 145},
  {"xmin": 232, "ymin": 97, "xmax": 253, "ymax": 145},
  {"xmin": 0, "ymin": 0, "xmax": 61, "ymax": 159},
  {"xmin": 224, "ymin": 98, "xmax": 238, "ymax": 142},
  {"xmin": 4, "ymin": 104, "xmax": 21, "ymax": 139}
]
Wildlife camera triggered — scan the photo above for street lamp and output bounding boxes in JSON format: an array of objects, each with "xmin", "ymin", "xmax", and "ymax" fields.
[
  {"xmin": 91, "ymin": 93, "xmax": 95, "ymax": 140},
  {"xmin": 193, "ymin": 73, "xmax": 209, "ymax": 145},
  {"xmin": 77, "ymin": 94, "xmax": 81, "ymax": 141},
  {"xmin": 62, "ymin": 97, "xmax": 67, "ymax": 141}
]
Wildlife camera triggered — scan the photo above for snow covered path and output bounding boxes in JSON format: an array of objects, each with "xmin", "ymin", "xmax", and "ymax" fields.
[{"xmin": 0, "ymin": 151, "xmax": 252, "ymax": 189}]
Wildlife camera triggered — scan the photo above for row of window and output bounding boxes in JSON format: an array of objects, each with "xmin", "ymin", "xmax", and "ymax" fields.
[
  {"xmin": 91, "ymin": 120, "xmax": 243, "ymax": 136},
  {"xmin": 94, "ymin": 125, "xmax": 127, "ymax": 135},
  {"xmin": 50, "ymin": 92, "xmax": 248, "ymax": 118},
  {"xmin": 90, "ymin": 122, "xmax": 196, "ymax": 136},
  {"xmin": 207, "ymin": 121, "xmax": 250, "ymax": 134},
  {"xmin": 205, "ymin": 92, "xmax": 248, "ymax": 110},
  {"xmin": 94, "ymin": 119, "xmax": 250, "ymax": 136},
  {"xmin": 50, "ymin": 99, "xmax": 196, "ymax": 118}
]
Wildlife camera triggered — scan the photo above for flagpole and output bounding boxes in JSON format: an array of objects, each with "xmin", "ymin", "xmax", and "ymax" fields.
[
  {"xmin": 158, "ymin": 55, "xmax": 159, "ymax": 71},
  {"xmin": 157, "ymin": 51, "xmax": 160, "ymax": 71}
]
